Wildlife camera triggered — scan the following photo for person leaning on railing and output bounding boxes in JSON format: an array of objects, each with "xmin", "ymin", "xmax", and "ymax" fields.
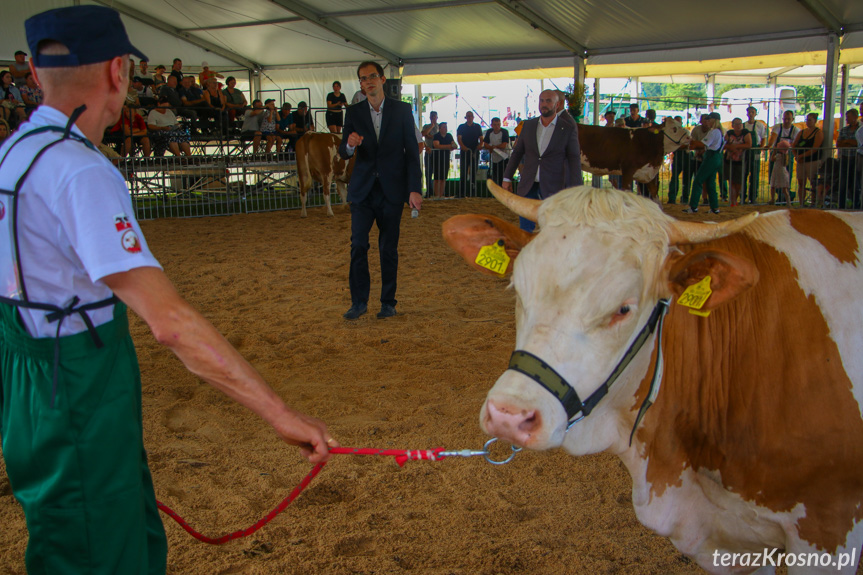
[
  {"xmin": 791, "ymin": 112, "xmax": 823, "ymax": 207},
  {"xmin": 836, "ymin": 108, "xmax": 861, "ymax": 209}
]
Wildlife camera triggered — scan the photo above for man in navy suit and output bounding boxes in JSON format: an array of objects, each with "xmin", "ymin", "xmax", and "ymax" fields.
[{"xmin": 339, "ymin": 61, "xmax": 422, "ymax": 320}]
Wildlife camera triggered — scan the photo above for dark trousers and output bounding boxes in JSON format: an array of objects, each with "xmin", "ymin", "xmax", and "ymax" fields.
[
  {"xmin": 424, "ymin": 151, "xmax": 434, "ymax": 196},
  {"xmin": 488, "ymin": 159, "xmax": 508, "ymax": 187},
  {"xmin": 743, "ymin": 148, "xmax": 762, "ymax": 203},
  {"xmin": 459, "ymin": 148, "xmax": 479, "ymax": 197},
  {"xmin": 668, "ymin": 149, "xmax": 693, "ymax": 203},
  {"xmin": 519, "ymin": 182, "xmax": 541, "ymax": 232},
  {"xmin": 837, "ymin": 155, "xmax": 862, "ymax": 209},
  {"xmin": 349, "ymin": 182, "xmax": 404, "ymax": 307},
  {"xmin": 689, "ymin": 150, "xmax": 723, "ymax": 211}
]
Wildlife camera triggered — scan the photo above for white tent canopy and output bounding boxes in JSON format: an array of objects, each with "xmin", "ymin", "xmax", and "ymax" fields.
[{"xmin": 2, "ymin": 0, "xmax": 862, "ymax": 105}]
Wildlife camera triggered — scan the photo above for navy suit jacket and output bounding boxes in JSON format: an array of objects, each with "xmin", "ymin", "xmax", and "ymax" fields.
[{"xmin": 338, "ymin": 97, "xmax": 421, "ymax": 205}]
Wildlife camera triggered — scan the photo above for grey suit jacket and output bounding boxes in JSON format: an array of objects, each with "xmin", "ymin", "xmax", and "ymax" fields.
[{"xmin": 504, "ymin": 115, "xmax": 583, "ymax": 198}]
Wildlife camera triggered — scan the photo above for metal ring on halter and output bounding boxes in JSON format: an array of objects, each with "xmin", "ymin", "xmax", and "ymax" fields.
[{"xmin": 483, "ymin": 437, "xmax": 522, "ymax": 465}]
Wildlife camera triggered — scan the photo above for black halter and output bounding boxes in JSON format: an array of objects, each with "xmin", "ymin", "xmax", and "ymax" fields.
[
  {"xmin": 663, "ymin": 128, "xmax": 689, "ymax": 147},
  {"xmin": 505, "ymin": 299, "xmax": 670, "ymax": 444}
]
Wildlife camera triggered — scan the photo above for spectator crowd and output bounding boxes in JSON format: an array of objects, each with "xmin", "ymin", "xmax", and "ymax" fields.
[{"xmin": 3, "ymin": 49, "xmax": 861, "ymax": 209}]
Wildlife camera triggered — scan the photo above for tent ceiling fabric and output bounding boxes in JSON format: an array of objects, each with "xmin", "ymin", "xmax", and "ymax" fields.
[{"xmin": 3, "ymin": 0, "xmax": 863, "ymax": 83}]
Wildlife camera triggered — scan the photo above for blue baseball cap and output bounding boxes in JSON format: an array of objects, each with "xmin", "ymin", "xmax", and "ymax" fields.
[{"xmin": 25, "ymin": 6, "xmax": 147, "ymax": 68}]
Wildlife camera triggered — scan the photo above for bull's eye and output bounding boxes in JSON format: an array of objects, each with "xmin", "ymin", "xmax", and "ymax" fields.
[{"xmin": 609, "ymin": 304, "xmax": 631, "ymax": 327}]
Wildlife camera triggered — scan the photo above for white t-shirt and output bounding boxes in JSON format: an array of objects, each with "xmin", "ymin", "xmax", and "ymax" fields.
[
  {"xmin": 771, "ymin": 123, "xmax": 800, "ymax": 146},
  {"xmin": 147, "ymin": 108, "xmax": 177, "ymax": 128},
  {"xmin": 702, "ymin": 128, "xmax": 724, "ymax": 151},
  {"xmin": 0, "ymin": 106, "xmax": 161, "ymax": 337}
]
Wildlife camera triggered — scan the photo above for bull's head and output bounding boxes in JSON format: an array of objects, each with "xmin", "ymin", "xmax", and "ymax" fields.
[
  {"xmin": 443, "ymin": 181, "xmax": 758, "ymax": 456},
  {"xmin": 660, "ymin": 118, "xmax": 691, "ymax": 155}
]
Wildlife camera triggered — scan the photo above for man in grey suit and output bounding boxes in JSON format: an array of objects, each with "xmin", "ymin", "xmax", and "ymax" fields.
[{"xmin": 503, "ymin": 89, "xmax": 583, "ymax": 232}]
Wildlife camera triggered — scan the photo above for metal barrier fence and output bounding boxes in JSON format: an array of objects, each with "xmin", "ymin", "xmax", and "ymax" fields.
[
  {"xmin": 420, "ymin": 146, "xmax": 863, "ymax": 209},
  {"xmin": 120, "ymin": 150, "xmax": 348, "ymax": 220},
  {"xmin": 119, "ymin": 144, "xmax": 862, "ymax": 220},
  {"xmin": 656, "ymin": 146, "xmax": 863, "ymax": 208}
]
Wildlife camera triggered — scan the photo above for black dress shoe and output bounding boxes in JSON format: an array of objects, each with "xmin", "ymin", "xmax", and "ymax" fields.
[
  {"xmin": 376, "ymin": 304, "xmax": 396, "ymax": 319},
  {"xmin": 343, "ymin": 302, "xmax": 367, "ymax": 320}
]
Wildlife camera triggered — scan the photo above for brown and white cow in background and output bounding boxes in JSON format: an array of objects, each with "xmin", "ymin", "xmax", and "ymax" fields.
[
  {"xmin": 579, "ymin": 118, "xmax": 690, "ymax": 199},
  {"xmin": 295, "ymin": 132, "xmax": 355, "ymax": 217},
  {"xmin": 443, "ymin": 181, "xmax": 863, "ymax": 574}
]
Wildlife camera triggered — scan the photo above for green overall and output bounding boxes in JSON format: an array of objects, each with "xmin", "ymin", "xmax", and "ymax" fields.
[
  {"xmin": 0, "ymin": 301, "xmax": 168, "ymax": 574},
  {"xmin": 688, "ymin": 149, "xmax": 724, "ymax": 211}
]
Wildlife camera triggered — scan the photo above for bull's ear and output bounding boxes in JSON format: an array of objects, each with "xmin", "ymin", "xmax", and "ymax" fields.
[
  {"xmin": 442, "ymin": 214, "xmax": 533, "ymax": 277},
  {"xmin": 665, "ymin": 248, "xmax": 759, "ymax": 311}
]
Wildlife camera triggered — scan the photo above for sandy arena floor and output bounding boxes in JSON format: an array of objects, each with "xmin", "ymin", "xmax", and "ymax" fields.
[{"xmin": 0, "ymin": 195, "xmax": 856, "ymax": 574}]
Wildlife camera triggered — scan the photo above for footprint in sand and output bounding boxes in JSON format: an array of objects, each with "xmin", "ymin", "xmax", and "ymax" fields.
[{"xmin": 164, "ymin": 405, "xmax": 200, "ymax": 433}]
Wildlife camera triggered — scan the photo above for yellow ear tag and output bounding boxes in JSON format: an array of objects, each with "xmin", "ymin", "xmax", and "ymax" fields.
[
  {"xmin": 677, "ymin": 276, "xmax": 712, "ymax": 317},
  {"xmin": 475, "ymin": 240, "xmax": 511, "ymax": 276}
]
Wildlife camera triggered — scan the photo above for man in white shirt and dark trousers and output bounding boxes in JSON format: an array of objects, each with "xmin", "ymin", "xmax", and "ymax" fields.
[{"xmin": 483, "ymin": 117, "xmax": 510, "ymax": 186}]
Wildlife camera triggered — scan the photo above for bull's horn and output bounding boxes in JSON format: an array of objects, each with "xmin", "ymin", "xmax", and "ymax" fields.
[
  {"xmin": 487, "ymin": 180, "xmax": 541, "ymax": 223},
  {"xmin": 667, "ymin": 212, "xmax": 759, "ymax": 245}
]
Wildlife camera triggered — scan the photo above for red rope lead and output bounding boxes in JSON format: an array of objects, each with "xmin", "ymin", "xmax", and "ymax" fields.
[{"xmin": 156, "ymin": 446, "xmax": 446, "ymax": 545}]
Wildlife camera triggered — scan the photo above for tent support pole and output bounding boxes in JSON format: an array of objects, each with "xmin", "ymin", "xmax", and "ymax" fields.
[
  {"xmin": 592, "ymin": 77, "xmax": 601, "ymax": 188},
  {"xmin": 839, "ymin": 64, "xmax": 849, "ymax": 119},
  {"xmin": 822, "ymin": 32, "xmax": 839, "ymax": 154}
]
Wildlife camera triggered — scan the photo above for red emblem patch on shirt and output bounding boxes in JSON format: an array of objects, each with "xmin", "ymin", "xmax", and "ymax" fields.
[
  {"xmin": 0, "ymin": 200, "xmax": 5, "ymax": 222},
  {"xmin": 121, "ymin": 229, "xmax": 142, "ymax": 253},
  {"xmin": 114, "ymin": 213, "xmax": 132, "ymax": 231}
]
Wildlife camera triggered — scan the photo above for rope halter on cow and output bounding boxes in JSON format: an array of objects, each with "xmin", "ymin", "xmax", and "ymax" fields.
[{"xmin": 505, "ymin": 299, "xmax": 670, "ymax": 445}]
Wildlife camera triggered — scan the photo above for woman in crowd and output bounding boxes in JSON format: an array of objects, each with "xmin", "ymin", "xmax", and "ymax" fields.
[
  {"xmin": 432, "ymin": 122, "xmax": 457, "ymax": 198},
  {"xmin": 791, "ymin": 112, "xmax": 824, "ymax": 207},
  {"xmin": 0, "ymin": 71, "xmax": 26, "ymax": 128},
  {"xmin": 261, "ymin": 99, "xmax": 282, "ymax": 153},
  {"xmin": 723, "ymin": 118, "xmax": 751, "ymax": 207},
  {"xmin": 0, "ymin": 118, "xmax": 10, "ymax": 146},
  {"xmin": 19, "ymin": 72, "xmax": 43, "ymax": 116},
  {"xmin": 152, "ymin": 65, "xmax": 167, "ymax": 95},
  {"xmin": 222, "ymin": 76, "xmax": 247, "ymax": 129},
  {"xmin": 326, "ymin": 81, "xmax": 348, "ymax": 134},
  {"xmin": 203, "ymin": 77, "xmax": 229, "ymax": 136},
  {"xmin": 147, "ymin": 95, "xmax": 192, "ymax": 157}
]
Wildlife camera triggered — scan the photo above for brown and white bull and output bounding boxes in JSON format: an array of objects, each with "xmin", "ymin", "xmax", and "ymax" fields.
[
  {"xmin": 443, "ymin": 182, "xmax": 863, "ymax": 574},
  {"xmin": 579, "ymin": 118, "xmax": 690, "ymax": 197},
  {"xmin": 295, "ymin": 132, "xmax": 354, "ymax": 217}
]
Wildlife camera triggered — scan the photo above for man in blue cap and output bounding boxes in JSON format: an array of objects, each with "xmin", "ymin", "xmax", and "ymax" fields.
[{"xmin": 0, "ymin": 6, "xmax": 337, "ymax": 574}]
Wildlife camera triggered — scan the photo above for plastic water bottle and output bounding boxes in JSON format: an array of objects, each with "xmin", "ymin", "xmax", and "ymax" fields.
[{"xmin": 411, "ymin": 208, "xmax": 419, "ymax": 218}]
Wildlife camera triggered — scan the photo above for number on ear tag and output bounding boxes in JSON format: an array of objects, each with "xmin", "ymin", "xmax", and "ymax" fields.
[
  {"xmin": 677, "ymin": 276, "xmax": 712, "ymax": 317},
  {"xmin": 475, "ymin": 240, "xmax": 511, "ymax": 276}
]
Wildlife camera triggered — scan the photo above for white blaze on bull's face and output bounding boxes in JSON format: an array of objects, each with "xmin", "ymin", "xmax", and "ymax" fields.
[
  {"xmin": 481, "ymin": 190, "xmax": 673, "ymax": 455},
  {"xmin": 661, "ymin": 119, "xmax": 691, "ymax": 155}
]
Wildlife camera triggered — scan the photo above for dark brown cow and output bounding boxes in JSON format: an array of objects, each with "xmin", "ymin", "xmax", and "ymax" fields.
[
  {"xmin": 295, "ymin": 133, "xmax": 355, "ymax": 217},
  {"xmin": 579, "ymin": 118, "xmax": 690, "ymax": 198}
]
